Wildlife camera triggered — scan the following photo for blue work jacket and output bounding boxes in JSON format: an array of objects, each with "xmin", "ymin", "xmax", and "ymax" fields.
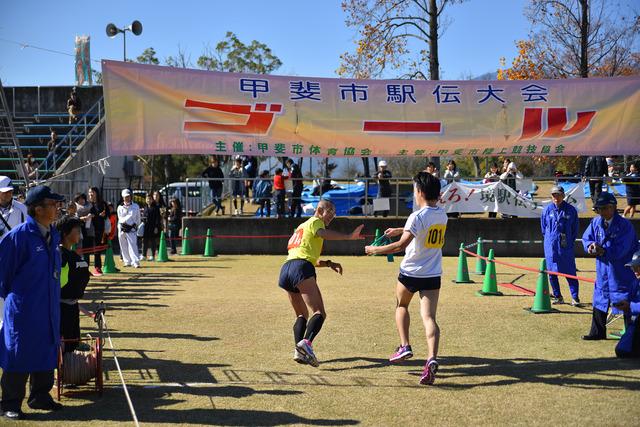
[
  {"xmin": 582, "ymin": 213, "xmax": 639, "ymax": 313},
  {"xmin": 541, "ymin": 201, "xmax": 579, "ymax": 274},
  {"xmin": 0, "ymin": 215, "xmax": 61, "ymax": 372}
]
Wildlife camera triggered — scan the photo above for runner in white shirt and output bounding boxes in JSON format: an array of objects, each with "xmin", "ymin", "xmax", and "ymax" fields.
[{"xmin": 365, "ymin": 171, "xmax": 447, "ymax": 386}]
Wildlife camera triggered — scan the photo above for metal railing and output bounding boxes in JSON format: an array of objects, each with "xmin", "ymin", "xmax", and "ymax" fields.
[
  {"xmin": 179, "ymin": 175, "xmax": 638, "ymax": 217},
  {"xmin": 37, "ymin": 97, "xmax": 105, "ymax": 178},
  {"xmin": 183, "ymin": 176, "xmax": 450, "ymax": 217}
]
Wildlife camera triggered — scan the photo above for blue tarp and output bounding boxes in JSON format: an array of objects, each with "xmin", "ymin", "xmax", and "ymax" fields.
[
  {"xmin": 255, "ymin": 182, "xmax": 380, "ymax": 216},
  {"xmin": 301, "ymin": 183, "xmax": 379, "ymax": 215},
  {"xmin": 558, "ymin": 181, "xmax": 627, "ymax": 197}
]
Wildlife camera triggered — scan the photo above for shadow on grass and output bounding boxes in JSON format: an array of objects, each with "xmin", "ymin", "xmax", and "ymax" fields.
[
  {"xmin": 157, "ymin": 265, "xmax": 232, "ymax": 269},
  {"xmin": 32, "ymin": 386, "xmax": 359, "ymax": 425},
  {"xmin": 103, "ymin": 331, "xmax": 219, "ymax": 342},
  {"xmin": 323, "ymin": 355, "xmax": 640, "ymax": 391},
  {"xmin": 83, "ymin": 272, "xmax": 200, "ymax": 312}
]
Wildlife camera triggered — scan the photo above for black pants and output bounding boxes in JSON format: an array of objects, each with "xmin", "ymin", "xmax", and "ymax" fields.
[
  {"xmin": 259, "ymin": 199, "xmax": 271, "ymax": 217},
  {"xmin": 82, "ymin": 236, "xmax": 102, "ymax": 269},
  {"xmin": 275, "ymin": 190, "xmax": 286, "ymax": 217},
  {"xmin": 290, "ymin": 189, "xmax": 303, "ymax": 218},
  {"xmin": 60, "ymin": 303, "xmax": 80, "ymax": 353},
  {"xmin": 589, "ymin": 307, "xmax": 632, "ymax": 337},
  {"xmin": 589, "ymin": 179, "xmax": 603, "ymax": 205},
  {"xmin": 1, "ymin": 370, "xmax": 55, "ymax": 412},
  {"xmin": 143, "ymin": 236, "xmax": 158, "ymax": 258},
  {"xmin": 168, "ymin": 226, "xmax": 180, "ymax": 253}
]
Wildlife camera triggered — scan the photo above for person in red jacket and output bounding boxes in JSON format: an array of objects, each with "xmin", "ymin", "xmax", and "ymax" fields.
[{"xmin": 274, "ymin": 168, "xmax": 288, "ymax": 218}]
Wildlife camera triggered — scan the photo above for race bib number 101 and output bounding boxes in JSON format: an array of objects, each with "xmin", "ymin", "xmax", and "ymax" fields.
[{"xmin": 424, "ymin": 224, "xmax": 446, "ymax": 249}]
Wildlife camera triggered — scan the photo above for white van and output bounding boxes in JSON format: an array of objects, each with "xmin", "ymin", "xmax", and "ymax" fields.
[{"xmin": 159, "ymin": 181, "xmax": 212, "ymax": 215}]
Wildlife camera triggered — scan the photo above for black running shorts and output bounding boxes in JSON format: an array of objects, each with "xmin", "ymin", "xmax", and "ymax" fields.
[
  {"xmin": 398, "ymin": 274, "xmax": 441, "ymax": 293},
  {"xmin": 279, "ymin": 259, "xmax": 316, "ymax": 293}
]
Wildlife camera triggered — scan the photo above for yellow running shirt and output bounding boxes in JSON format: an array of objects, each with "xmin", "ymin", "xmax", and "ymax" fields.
[{"xmin": 286, "ymin": 217, "xmax": 325, "ymax": 265}]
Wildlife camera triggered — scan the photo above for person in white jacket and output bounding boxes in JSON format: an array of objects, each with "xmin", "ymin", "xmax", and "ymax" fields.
[
  {"xmin": 0, "ymin": 176, "xmax": 28, "ymax": 328},
  {"xmin": 117, "ymin": 189, "xmax": 141, "ymax": 268},
  {"xmin": 0, "ymin": 176, "xmax": 27, "ymax": 241},
  {"xmin": 499, "ymin": 162, "xmax": 523, "ymax": 192}
]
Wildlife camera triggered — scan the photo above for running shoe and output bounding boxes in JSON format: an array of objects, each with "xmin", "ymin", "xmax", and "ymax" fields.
[
  {"xmin": 389, "ymin": 345, "xmax": 414, "ymax": 363},
  {"xmin": 570, "ymin": 298, "xmax": 582, "ymax": 307},
  {"xmin": 296, "ymin": 339, "xmax": 319, "ymax": 367},
  {"xmin": 551, "ymin": 296, "xmax": 564, "ymax": 305},
  {"xmin": 133, "ymin": 263, "xmax": 140, "ymax": 269},
  {"xmin": 419, "ymin": 358, "xmax": 439, "ymax": 385},
  {"xmin": 293, "ymin": 349, "xmax": 311, "ymax": 365}
]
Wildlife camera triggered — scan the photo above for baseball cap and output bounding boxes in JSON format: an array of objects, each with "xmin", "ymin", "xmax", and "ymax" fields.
[
  {"xmin": 593, "ymin": 192, "xmax": 617, "ymax": 208},
  {"xmin": 0, "ymin": 176, "xmax": 13, "ymax": 192},
  {"xmin": 24, "ymin": 185, "xmax": 64, "ymax": 206},
  {"xmin": 550, "ymin": 185, "xmax": 564, "ymax": 195},
  {"xmin": 625, "ymin": 250, "xmax": 640, "ymax": 268},
  {"xmin": 378, "ymin": 160, "xmax": 387, "ymax": 167},
  {"xmin": 121, "ymin": 189, "xmax": 132, "ymax": 197}
]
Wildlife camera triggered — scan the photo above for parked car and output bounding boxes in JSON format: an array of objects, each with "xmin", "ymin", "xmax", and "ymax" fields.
[{"xmin": 159, "ymin": 181, "xmax": 212, "ymax": 215}]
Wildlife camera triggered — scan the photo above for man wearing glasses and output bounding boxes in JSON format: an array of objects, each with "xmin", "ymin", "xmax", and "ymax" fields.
[
  {"xmin": 581, "ymin": 192, "xmax": 639, "ymax": 341},
  {"xmin": 0, "ymin": 185, "xmax": 65, "ymax": 419}
]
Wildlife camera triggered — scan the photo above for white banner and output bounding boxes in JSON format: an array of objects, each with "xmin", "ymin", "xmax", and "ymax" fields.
[
  {"xmin": 438, "ymin": 181, "xmax": 585, "ymax": 217},
  {"xmin": 102, "ymin": 60, "xmax": 640, "ymax": 156}
]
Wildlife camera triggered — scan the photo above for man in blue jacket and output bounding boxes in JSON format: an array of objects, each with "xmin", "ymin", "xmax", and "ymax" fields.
[
  {"xmin": 615, "ymin": 250, "xmax": 640, "ymax": 358},
  {"xmin": 581, "ymin": 192, "xmax": 639, "ymax": 340},
  {"xmin": 0, "ymin": 185, "xmax": 64, "ymax": 419},
  {"xmin": 541, "ymin": 185, "xmax": 580, "ymax": 305}
]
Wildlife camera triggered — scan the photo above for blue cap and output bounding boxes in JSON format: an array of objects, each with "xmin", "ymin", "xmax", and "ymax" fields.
[
  {"xmin": 593, "ymin": 192, "xmax": 617, "ymax": 208},
  {"xmin": 625, "ymin": 250, "xmax": 640, "ymax": 267},
  {"xmin": 25, "ymin": 185, "xmax": 65, "ymax": 206}
]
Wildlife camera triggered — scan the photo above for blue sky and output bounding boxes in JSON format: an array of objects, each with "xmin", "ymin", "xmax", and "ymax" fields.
[{"xmin": 1, "ymin": 0, "xmax": 534, "ymax": 86}]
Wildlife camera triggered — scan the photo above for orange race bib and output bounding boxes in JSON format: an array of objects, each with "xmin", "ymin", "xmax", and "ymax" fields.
[
  {"xmin": 287, "ymin": 229, "xmax": 304, "ymax": 250},
  {"xmin": 424, "ymin": 224, "xmax": 446, "ymax": 249}
]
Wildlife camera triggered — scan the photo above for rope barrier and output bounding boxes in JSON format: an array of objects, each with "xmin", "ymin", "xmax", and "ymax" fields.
[
  {"xmin": 76, "ymin": 244, "xmax": 108, "ymax": 255},
  {"xmin": 461, "ymin": 247, "xmax": 596, "ymax": 284},
  {"xmin": 98, "ymin": 311, "xmax": 140, "ymax": 427},
  {"xmin": 156, "ymin": 233, "xmax": 380, "ymax": 242}
]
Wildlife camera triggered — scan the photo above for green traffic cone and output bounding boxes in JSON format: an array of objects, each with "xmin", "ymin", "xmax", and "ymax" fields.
[
  {"xmin": 527, "ymin": 259, "xmax": 553, "ymax": 313},
  {"xmin": 102, "ymin": 241, "xmax": 119, "ymax": 274},
  {"xmin": 156, "ymin": 231, "xmax": 169, "ymax": 262},
  {"xmin": 475, "ymin": 237, "xmax": 486, "ymax": 275},
  {"xmin": 609, "ymin": 323, "xmax": 626, "ymax": 340},
  {"xmin": 203, "ymin": 228, "xmax": 216, "ymax": 257},
  {"xmin": 181, "ymin": 227, "xmax": 191, "ymax": 255},
  {"xmin": 371, "ymin": 228, "xmax": 393, "ymax": 261},
  {"xmin": 453, "ymin": 243, "xmax": 474, "ymax": 283},
  {"xmin": 476, "ymin": 249, "xmax": 502, "ymax": 296}
]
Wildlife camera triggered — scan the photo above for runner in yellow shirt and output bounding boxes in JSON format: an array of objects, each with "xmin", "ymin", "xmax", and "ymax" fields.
[{"xmin": 279, "ymin": 199, "xmax": 364, "ymax": 367}]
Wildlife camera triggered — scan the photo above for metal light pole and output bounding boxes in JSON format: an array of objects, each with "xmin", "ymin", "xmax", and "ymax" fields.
[{"xmin": 106, "ymin": 20, "xmax": 143, "ymax": 61}]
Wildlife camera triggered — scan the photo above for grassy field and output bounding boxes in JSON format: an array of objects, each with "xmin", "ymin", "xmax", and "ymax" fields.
[{"xmin": 8, "ymin": 253, "xmax": 640, "ymax": 426}]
